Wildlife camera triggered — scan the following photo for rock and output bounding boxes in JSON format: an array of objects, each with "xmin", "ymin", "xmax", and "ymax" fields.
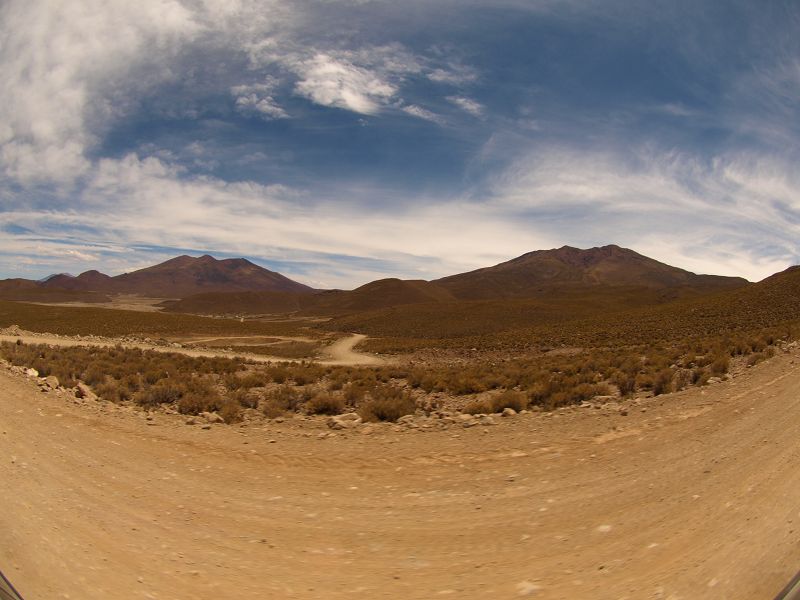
[
  {"xmin": 24, "ymin": 367, "xmax": 39, "ymax": 378},
  {"xmin": 185, "ymin": 417, "xmax": 197, "ymax": 425},
  {"xmin": 502, "ymin": 407, "xmax": 517, "ymax": 417},
  {"xmin": 457, "ymin": 413, "xmax": 475, "ymax": 422},
  {"xmin": 478, "ymin": 415, "xmax": 497, "ymax": 426},
  {"xmin": 200, "ymin": 411, "xmax": 225, "ymax": 424},
  {"xmin": 75, "ymin": 382, "xmax": 98, "ymax": 401},
  {"xmin": 201, "ymin": 424, "xmax": 211, "ymax": 430},
  {"xmin": 396, "ymin": 415, "xmax": 416, "ymax": 425},
  {"xmin": 44, "ymin": 375, "xmax": 60, "ymax": 389},
  {"xmin": 327, "ymin": 413, "xmax": 362, "ymax": 430}
]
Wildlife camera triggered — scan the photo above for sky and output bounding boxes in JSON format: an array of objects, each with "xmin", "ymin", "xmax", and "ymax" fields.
[{"xmin": 1, "ymin": 0, "xmax": 799, "ymax": 289}]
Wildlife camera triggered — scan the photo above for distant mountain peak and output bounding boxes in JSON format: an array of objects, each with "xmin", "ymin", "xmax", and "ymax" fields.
[{"xmin": 435, "ymin": 244, "xmax": 748, "ymax": 300}]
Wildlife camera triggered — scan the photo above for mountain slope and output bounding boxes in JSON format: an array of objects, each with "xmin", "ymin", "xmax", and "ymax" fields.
[
  {"xmin": 434, "ymin": 245, "xmax": 748, "ymax": 300},
  {"xmin": 34, "ymin": 255, "xmax": 314, "ymax": 298},
  {"xmin": 110, "ymin": 255, "xmax": 313, "ymax": 297}
]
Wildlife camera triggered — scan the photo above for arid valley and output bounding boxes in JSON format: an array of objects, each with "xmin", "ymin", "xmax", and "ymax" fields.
[{"xmin": 2, "ymin": 246, "xmax": 800, "ymax": 599}]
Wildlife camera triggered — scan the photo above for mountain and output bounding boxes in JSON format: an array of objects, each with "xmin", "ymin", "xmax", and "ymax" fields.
[
  {"xmin": 161, "ymin": 245, "xmax": 749, "ymax": 317},
  {"xmin": 30, "ymin": 255, "xmax": 314, "ymax": 298},
  {"xmin": 160, "ymin": 278, "xmax": 457, "ymax": 315},
  {"xmin": 0, "ymin": 246, "xmax": 752, "ymax": 310},
  {"xmin": 108, "ymin": 255, "xmax": 313, "ymax": 297},
  {"xmin": 434, "ymin": 245, "xmax": 748, "ymax": 300}
]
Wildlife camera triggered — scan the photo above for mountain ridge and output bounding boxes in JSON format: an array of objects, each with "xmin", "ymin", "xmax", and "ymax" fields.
[{"xmin": 0, "ymin": 246, "xmax": 756, "ymax": 309}]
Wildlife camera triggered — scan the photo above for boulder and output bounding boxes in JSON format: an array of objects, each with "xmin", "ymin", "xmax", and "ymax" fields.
[
  {"xmin": 327, "ymin": 412, "xmax": 362, "ymax": 430},
  {"xmin": 501, "ymin": 407, "xmax": 517, "ymax": 417},
  {"xmin": 200, "ymin": 411, "xmax": 225, "ymax": 424},
  {"xmin": 75, "ymin": 382, "xmax": 97, "ymax": 401},
  {"xmin": 44, "ymin": 375, "xmax": 60, "ymax": 389}
]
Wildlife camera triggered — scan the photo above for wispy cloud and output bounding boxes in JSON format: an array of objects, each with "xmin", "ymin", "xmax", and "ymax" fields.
[{"xmin": 447, "ymin": 95, "xmax": 484, "ymax": 117}]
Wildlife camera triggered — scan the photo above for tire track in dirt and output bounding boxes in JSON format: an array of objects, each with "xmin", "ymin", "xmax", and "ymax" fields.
[{"xmin": 1, "ymin": 349, "xmax": 799, "ymax": 599}]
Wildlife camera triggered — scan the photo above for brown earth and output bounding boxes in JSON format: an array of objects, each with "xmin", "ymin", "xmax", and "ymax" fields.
[{"xmin": 2, "ymin": 345, "xmax": 800, "ymax": 599}]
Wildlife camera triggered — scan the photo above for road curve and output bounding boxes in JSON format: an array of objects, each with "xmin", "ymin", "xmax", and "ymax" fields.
[
  {"xmin": 1, "ymin": 347, "xmax": 800, "ymax": 599},
  {"xmin": 0, "ymin": 332, "xmax": 382, "ymax": 367}
]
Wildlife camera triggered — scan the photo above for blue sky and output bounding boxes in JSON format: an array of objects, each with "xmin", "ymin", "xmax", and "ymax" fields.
[{"xmin": 1, "ymin": 0, "xmax": 799, "ymax": 288}]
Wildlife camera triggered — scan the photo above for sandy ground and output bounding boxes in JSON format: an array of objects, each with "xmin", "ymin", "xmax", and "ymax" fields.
[
  {"xmin": 0, "ymin": 332, "xmax": 382, "ymax": 367},
  {"xmin": 1, "ymin": 348, "xmax": 800, "ymax": 599}
]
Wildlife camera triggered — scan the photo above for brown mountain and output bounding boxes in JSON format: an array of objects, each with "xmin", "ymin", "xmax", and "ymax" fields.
[
  {"xmin": 434, "ymin": 245, "xmax": 748, "ymax": 300},
  {"xmin": 160, "ymin": 278, "xmax": 457, "ymax": 316},
  {"xmin": 107, "ymin": 255, "xmax": 313, "ymax": 297},
  {"xmin": 161, "ymin": 245, "xmax": 749, "ymax": 317},
  {"xmin": 29, "ymin": 255, "xmax": 314, "ymax": 298}
]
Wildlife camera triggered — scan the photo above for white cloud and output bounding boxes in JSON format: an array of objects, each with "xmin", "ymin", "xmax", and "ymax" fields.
[
  {"xmin": 231, "ymin": 81, "xmax": 289, "ymax": 119},
  {"xmin": 0, "ymin": 0, "xmax": 202, "ymax": 184},
  {"xmin": 402, "ymin": 104, "xmax": 443, "ymax": 124},
  {"xmin": 484, "ymin": 146, "xmax": 800, "ymax": 281},
  {"xmin": 292, "ymin": 52, "xmax": 401, "ymax": 115},
  {"xmin": 447, "ymin": 95, "xmax": 485, "ymax": 117},
  {"xmin": 428, "ymin": 65, "xmax": 478, "ymax": 85}
]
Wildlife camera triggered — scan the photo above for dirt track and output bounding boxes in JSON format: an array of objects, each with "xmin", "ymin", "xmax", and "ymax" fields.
[
  {"xmin": 1, "ymin": 348, "xmax": 800, "ymax": 599},
  {"xmin": 0, "ymin": 332, "xmax": 382, "ymax": 367}
]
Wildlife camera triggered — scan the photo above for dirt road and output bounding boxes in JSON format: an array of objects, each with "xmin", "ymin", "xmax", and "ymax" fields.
[
  {"xmin": 0, "ymin": 332, "xmax": 382, "ymax": 367},
  {"xmin": 1, "ymin": 349, "xmax": 799, "ymax": 599},
  {"xmin": 322, "ymin": 333, "xmax": 383, "ymax": 366}
]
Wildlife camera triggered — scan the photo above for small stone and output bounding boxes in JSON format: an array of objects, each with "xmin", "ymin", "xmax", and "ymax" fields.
[
  {"xmin": 478, "ymin": 415, "xmax": 497, "ymax": 426},
  {"xmin": 502, "ymin": 407, "xmax": 517, "ymax": 417}
]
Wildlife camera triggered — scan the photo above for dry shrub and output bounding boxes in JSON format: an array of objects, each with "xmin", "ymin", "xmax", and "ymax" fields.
[
  {"xmin": 176, "ymin": 378, "xmax": 221, "ymax": 414},
  {"xmin": 710, "ymin": 355, "xmax": 730, "ymax": 376},
  {"xmin": 94, "ymin": 377, "xmax": 129, "ymax": 402},
  {"xmin": 230, "ymin": 387, "xmax": 260, "ymax": 409},
  {"xmin": 490, "ymin": 390, "xmax": 527, "ymax": 413},
  {"xmin": 463, "ymin": 398, "xmax": 493, "ymax": 415},
  {"xmin": 359, "ymin": 389, "xmax": 416, "ymax": 422},
  {"xmin": 652, "ymin": 368, "xmax": 673, "ymax": 396},
  {"xmin": 305, "ymin": 393, "xmax": 344, "ymax": 415},
  {"xmin": 259, "ymin": 384, "xmax": 302, "ymax": 418},
  {"xmin": 136, "ymin": 380, "xmax": 184, "ymax": 407},
  {"xmin": 219, "ymin": 398, "xmax": 242, "ymax": 423}
]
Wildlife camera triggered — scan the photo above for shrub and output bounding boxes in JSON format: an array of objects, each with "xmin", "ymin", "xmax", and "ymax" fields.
[
  {"xmin": 136, "ymin": 380, "xmax": 184, "ymax": 407},
  {"xmin": 359, "ymin": 393, "xmax": 416, "ymax": 422},
  {"xmin": 652, "ymin": 369, "xmax": 673, "ymax": 396},
  {"xmin": 463, "ymin": 398, "xmax": 493, "ymax": 415},
  {"xmin": 176, "ymin": 378, "xmax": 221, "ymax": 414},
  {"xmin": 264, "ymin": 385, "xmax": 302, "ymax": 412},
  {"xmin": 490, "ymin": 390, "xmax": 527, "ymax": 413},
  {"xmin": 710, "ymin": 355, "xmax": 730, "ymax": 376},
  {"xmin": 218, "ymin": 398, "xmax": 242, "ymax": 423},
  {"xmin": 305, "ymin": 393, "xmax": 345, "ymax": 415}
]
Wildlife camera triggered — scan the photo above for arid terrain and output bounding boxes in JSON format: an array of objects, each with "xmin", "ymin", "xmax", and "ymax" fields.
[
  {"xmin": 2, "ymin": 246, "xmax": 800, "ymax": 599},
  {"xmin": 1, "ymin": 341, "xmax": 799, "ymax": 599}
]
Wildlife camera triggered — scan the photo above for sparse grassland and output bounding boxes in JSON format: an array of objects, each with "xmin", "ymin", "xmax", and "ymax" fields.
[
  {"xmin": 0, "ymin": 300, "xmax": 311, "ymax": 338},
  {"xmin": 1, "ymin": 323, "xmax": 787, "ymax": 423}
]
